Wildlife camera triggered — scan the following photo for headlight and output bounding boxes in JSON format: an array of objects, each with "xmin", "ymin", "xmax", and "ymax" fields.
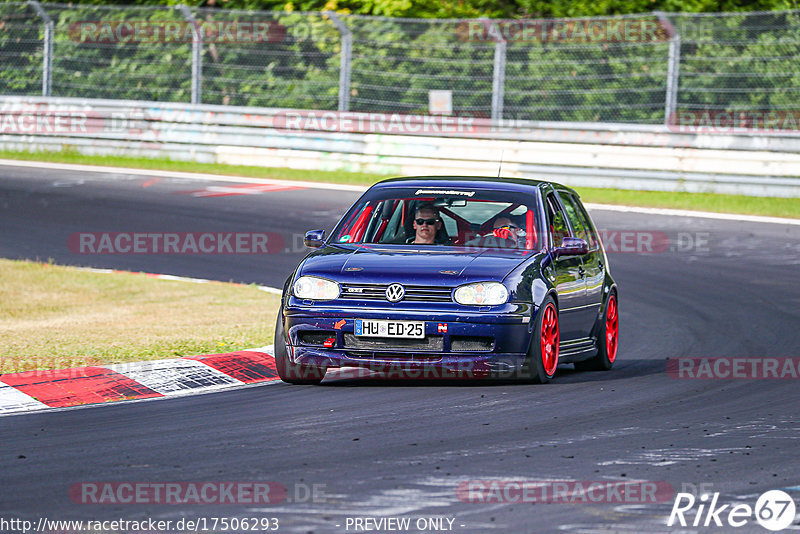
[
  {"xmin": 454, "ymin": 282, "xmax": 509, "ymax": 305},
  {"xmin": 293, "ymin": 276, "xmax": 340, "ymax": 300}
]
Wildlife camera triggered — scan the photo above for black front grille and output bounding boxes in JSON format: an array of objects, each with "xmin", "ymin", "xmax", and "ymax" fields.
[
  {"xmin": 450, "ymin": 336, "xmax": 494, "ymax": 352},
  {"xmin": 340, "ymin": 284, "xmax": 452, "ymax": 303},
  {"xmin": 344, "ymin": 334, "xmax": 443, "ymax": 351}
]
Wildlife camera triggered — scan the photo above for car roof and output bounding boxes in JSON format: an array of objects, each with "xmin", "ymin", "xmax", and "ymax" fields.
[{"xmin": 371, "ymin": 176, "xmax": 579, "ymax": 197}]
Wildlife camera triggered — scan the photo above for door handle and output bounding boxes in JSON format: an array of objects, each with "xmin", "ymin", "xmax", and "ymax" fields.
[
  {"xmin": 598, "ymin": 261, "xmax": 604, "ymax": 271},
  {"xmin": 578, "ymin": 266, "xmax": 585, "ymax": 278}
]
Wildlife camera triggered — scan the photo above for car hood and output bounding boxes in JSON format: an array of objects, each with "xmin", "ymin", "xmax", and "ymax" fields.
[{"xmin": 299, "ymin": 244, "xmax": 537, "ymax": 285}]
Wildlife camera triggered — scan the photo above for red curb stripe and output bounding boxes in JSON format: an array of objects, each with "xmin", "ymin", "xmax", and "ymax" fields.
[
  {"xmin": 190, "ymin": 351, "xmax": 279, "ymax": 383},
  {"xmin": 1, "ymin": 367, "xmax": 163, "ymax": 408}
]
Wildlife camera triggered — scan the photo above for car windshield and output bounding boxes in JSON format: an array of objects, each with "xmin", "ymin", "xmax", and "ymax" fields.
[{"xmin": 332, "ymin": 186, "xmax": 543, "ymax": 251}]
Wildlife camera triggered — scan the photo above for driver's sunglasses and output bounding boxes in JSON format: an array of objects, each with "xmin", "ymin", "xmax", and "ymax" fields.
[{"xmin": 415, "ymin": 218, "xmax": 439, "ymax": 226}]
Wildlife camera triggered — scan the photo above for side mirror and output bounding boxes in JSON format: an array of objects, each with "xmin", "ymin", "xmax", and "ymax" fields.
[
  {"xmin": 304, "ymin": 229, "xmax": 325, "ymax": 249},
  {"xmin": 555, "ymin": 237, "xmax": 588, "ymax": 257}
]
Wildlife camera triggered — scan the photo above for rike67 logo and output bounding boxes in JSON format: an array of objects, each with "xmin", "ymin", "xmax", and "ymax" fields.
[{"xmin": 668, "ymin": 490, "xmax": 796, "ymax": 531}]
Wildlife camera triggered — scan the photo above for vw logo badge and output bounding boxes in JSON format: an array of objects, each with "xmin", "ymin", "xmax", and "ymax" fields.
[{"xmin": 385, "ymin": 283, "xmax": 405, "ymax": 303}]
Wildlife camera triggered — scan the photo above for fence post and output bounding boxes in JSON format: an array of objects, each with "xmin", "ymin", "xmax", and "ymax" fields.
[
  {"xmin": 178, "ymin": 5, "xmax": 203, "ymax": 105},
  {"xmin": 487, "ymin": 20, "xmax": 506, "ymax": 123},
  {"xmin": 656, "ymin": 12, "xmax": 680, "ymax": 126},
  {"xmin": 327, "ymin": 12, "xmax": 352, "ymax": 112},
  {"xmin": 29, "ymin": 1, "xmax": 53, "ymax": 97}
]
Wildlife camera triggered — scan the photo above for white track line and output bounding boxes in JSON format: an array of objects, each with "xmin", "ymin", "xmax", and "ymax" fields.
[
  {"xmin": 0, "ymin": 158, "xmax": 367, "ymax": 192},
  {"xmin": 0, "ymin": 380, "xmax": 283, "ymax": 418},
  {"xmin": 2, "ymin": 158, "xmax": 798, "ymax": 225},
  {"xmin": 584, "ymin": 202, "xmax": 800, "ymax": 226}
]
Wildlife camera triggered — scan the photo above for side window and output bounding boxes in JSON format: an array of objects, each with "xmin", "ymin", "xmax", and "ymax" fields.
[
  {"xmin": 573, "ymin": 197, "xmax": 600, "ymax": 249},
  {"xmin": 545, "ymin": 193, "xmax": 571, "ymax": 247},
  {"xmin": 337, "ymin": 202, "xmax": 372, "ymax": 243},
  {"xmin": 559, "ymin": 193, "xmax": 590, "ymax": 245}
]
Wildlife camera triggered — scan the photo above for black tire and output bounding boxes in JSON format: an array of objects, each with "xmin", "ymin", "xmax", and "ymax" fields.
[
  {"xmin": 575, "ymin": 291, "xmax": 618, "ymax": 372},
  {"xmin": 520, "ymin": 295, "xmax": 560, "ymax": 383},
  {"xmin": 274, "ymin": 311, "xmax": 326, "ymax": 385}
]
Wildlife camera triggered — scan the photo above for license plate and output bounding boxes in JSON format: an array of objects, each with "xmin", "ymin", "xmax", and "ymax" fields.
[{"xmin": 355, "ymin": 319, "xmax": 425, "ymax": 338}]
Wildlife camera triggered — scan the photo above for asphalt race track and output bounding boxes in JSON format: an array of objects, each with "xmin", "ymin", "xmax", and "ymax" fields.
[{"xmin": 1, "ymin": 163, "xmax": 800, "ymax": 533}]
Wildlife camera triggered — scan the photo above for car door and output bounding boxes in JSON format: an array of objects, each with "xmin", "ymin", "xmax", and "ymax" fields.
[
  {"xmin": 558, "ymin": 191, "xmax": 604, "ymax": 336},
  {"xmin": 544, "ymin": 192, "xmax": 586, "ymax": 341}
]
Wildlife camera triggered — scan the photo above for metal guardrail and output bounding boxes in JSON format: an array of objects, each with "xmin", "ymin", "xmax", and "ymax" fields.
[{"xmin": 1, "ymin": 96, "xmax": 799, "ymax": 197}]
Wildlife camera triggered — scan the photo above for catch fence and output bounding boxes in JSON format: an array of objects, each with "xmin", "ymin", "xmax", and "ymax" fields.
[{"xmin": 2, "ymin": 4, "xmax": 799, "ymax": 125}]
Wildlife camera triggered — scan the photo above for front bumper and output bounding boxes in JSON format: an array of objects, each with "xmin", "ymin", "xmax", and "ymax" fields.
[{"xmin": 282, "ymin": 302, "xmax": 534, "ymax": 373}]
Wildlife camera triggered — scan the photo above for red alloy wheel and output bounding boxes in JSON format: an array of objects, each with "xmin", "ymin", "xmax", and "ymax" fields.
[
  {"xmin": 540, "ymin": 302, "xmax": 559, "ymax": 376},
  {"xmin": 605, "ymin": 294, "xmax": 619, "ymax": 363}
]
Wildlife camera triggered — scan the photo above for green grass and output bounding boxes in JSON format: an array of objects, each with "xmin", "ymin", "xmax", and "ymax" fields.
[
  {"xmin": 573, "ymin": 187, "xmax": 800, "ymax": 219},
  {"xmin": 1, "ymin": 148, "xmax": 799, "ymax": 219},
  {"xmin": 0, "ymin": 259, "xmax": 280, "ymax": 373}
]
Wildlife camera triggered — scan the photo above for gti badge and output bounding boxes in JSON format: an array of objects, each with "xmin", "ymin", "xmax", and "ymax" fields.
[{"xmin": 385, "ymin": 283, "xmax": 405, "ymax": 303}]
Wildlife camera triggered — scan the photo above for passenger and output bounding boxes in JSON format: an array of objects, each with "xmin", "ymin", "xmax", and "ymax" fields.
[
  {"xmin": 491, "ymin": 217, "xmax": 521, "ymax": 246},
  {"xmin": 467, "ymin": 215, "xmax": 522, "ymax": 248}
]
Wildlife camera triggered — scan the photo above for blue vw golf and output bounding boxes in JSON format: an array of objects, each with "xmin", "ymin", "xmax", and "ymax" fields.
[{"xmin": 274, "ymin": 176, "xmax": 618, "ymax": 384}]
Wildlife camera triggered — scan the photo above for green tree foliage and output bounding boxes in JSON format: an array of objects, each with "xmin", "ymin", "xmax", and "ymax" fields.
[
  {"xmin": 59, "ymin": 0, "xmax": 800, "ymax": 18},
  {"xmin": 0, "ymin": 3, "xmax": 43, "ymax": 95},
  {"xmin": 6, "ymin": 2, "xmax": 800, "ymax": 125},
  {"xmin": 46, "ymin": 4, "xmax": 192, "ymax": 102}
]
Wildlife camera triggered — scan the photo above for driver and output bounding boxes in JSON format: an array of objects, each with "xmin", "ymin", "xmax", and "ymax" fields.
[{"xmin": 409, "ymin": 203, "xmax": 442, "ymax": 245}]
